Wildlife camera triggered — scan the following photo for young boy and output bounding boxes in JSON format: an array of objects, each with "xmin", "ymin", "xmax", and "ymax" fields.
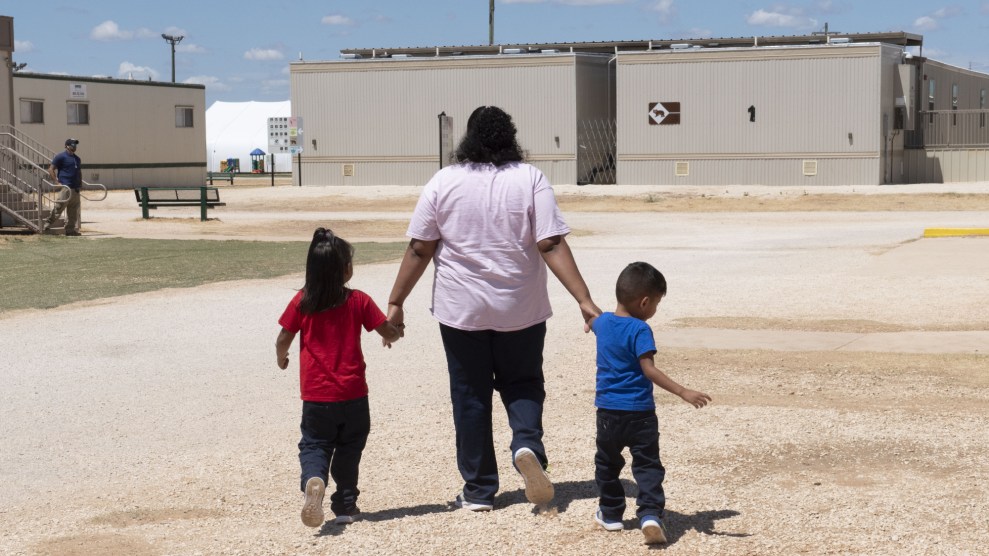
[{"xmin": 590, "ymin": 262, "xmax": 711, "ymax": 544}]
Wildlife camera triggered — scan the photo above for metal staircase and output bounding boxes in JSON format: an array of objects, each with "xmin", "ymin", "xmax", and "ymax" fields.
[{"xmin": 0, "ymin": 125, "xmax": 107, "ymax": 233}]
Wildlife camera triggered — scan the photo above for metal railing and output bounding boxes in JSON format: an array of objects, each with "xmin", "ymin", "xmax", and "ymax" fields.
[
  {"xmin": 0, "ymin": 125, "xmax": 107, "ymax": 201},
  {"xmin": 905, "ymin": 110, "xmax": 989, "ymax": 149},
  {"xmin": 577, "ymin": 119, "xmax": 616, "ymax": 185}
]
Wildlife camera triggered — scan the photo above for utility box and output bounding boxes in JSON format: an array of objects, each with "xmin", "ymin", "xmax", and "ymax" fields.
[{"xmin": 0, "ymin": 16, "xmax": 13, "ymax": 51}]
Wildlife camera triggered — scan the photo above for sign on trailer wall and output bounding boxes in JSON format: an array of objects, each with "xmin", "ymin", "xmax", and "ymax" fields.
[{"xmin": 268, "ymin": 116, "xmax": 304, "ymax": 155}]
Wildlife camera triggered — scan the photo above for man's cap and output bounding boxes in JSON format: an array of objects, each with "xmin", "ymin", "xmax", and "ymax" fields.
[{"xmin": 65, "ymin": 138, "xmax": 79, "ymax": 146}]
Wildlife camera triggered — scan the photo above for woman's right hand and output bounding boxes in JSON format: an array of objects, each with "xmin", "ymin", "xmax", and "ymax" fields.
[{"xmin": 579, "ymin": 299, "xmax": 602, "ymax": 333}]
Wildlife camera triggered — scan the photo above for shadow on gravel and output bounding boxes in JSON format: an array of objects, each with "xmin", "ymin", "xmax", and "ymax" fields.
[
  {"xmin": 316, "ymin": 503, "xmax": 452, "ymax": 536},
  {"xmin": 531, "ymin": 479, "xmax": 749, "ymax": 547}
]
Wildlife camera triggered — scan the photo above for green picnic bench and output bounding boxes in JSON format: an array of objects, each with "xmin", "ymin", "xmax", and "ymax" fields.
[
  {"xmin": 134, "ymin": 187, "xmax": 226, "ymax": 221},
  {"xmin": 207, "ymin": 171, "xmax": 234, "ymax": 185}
]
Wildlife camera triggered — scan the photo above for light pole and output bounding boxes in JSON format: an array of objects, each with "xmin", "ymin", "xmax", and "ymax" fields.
[
  {"xmin": 161, "ymin": 33, "xmax": 184, "ymax": 82},
  {"xmin": 489, "ymin": 0, "xmax": 495, "ymax": 46}
]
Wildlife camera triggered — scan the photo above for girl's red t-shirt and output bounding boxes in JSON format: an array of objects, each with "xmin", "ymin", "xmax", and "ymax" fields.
[{"xmin": 278, "ymin": 289, "xmax": 387, "ymax": 402}]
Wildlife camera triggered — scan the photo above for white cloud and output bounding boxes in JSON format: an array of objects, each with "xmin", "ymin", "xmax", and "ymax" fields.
[
  {"xmin": 117, "ymin": 61, "xmax": 160, "ymax": 80},
  {"xmin": 91, "ymin": 20, "xmax": 155, "ymax": 41},
  {"xmin": 687, "ymin": 27, "xmax": 713, "ymax": 38},
  {"xmin": 913, "ymin": 6, "xmax": 964, "ymax": 31},
  {"xmin": 14, "ymin": 39, "xmax": 34, "ymax": 52},
  {"xmin": 176, "ymin": 43, "xmax": 206, "ymax": 54},
  {"xmin": 913, "ymin": 15, "xmax": 938, "ymax": 30},
  {"xmin": 650, "ymin": 0, "xmax": 676, "ymax": 23},
  {"xmin": 746, "ymin": 9, "xmax": 817, "ymax": 29},
  {"xmin": 183, "ymin": 75, "xmax": 231, "ymax": 91},
  {"xmin": 163, "ymin": 26, "xmax": 187, "ymax": 37},
  {"xmin": 244, "ymin": 48, "xmax": 284, "ymax": 61},
  {"xmin": 321, "ymin": 15, "xmax": 354, "ymax": 25}
]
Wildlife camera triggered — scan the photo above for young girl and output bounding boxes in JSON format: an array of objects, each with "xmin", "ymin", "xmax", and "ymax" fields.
[{"xmin": 275, "ymin": 228, "xmax": 403, "ymax": 528}]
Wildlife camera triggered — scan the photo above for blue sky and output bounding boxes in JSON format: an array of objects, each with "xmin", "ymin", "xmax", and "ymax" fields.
[{"xmin": 7, "ymin": 1, "xmax": 989, "ymax": 106}]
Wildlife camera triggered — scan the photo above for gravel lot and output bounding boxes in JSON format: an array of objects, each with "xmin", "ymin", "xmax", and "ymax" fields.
[{"xmin": 1, "ymin": 182, "xmax": 987, "ymax": 555}]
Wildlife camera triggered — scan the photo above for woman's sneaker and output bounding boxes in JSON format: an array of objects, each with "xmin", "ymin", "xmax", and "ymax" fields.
[
  {"xmin": 513, "ymin": 447, "xmax": 554, "ymax": 505},
  {"xmin": 301, "ymin": 477, "xmax": 325, "ymax": 527},
  {"xmin": 454, "ymin": 493, "xmax": 494, "ymax": 512},
  {"xmin": 594, "ymin": 509, "xmax": 624, "ymax": 532},
  {"xmin": 640, "ymin": 515, "xmax": 668, "ymax": 544}
]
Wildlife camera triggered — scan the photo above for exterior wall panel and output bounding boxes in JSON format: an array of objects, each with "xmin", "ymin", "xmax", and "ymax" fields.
[
  {"xmin": 291, "ymin": 55, "xmax": 587, "ymax": 186},
  {"xmin": 617, "ymin": 45, "xmax": 883, "ymax": 185}
]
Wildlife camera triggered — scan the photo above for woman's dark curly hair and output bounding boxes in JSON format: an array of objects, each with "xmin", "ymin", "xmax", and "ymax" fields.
[{"xmin": 453, "ymin": 106, "xmax": 525, "ymax": 167}]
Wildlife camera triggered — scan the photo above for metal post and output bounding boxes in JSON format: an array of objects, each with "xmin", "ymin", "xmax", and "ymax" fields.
[
  {"xmin": 297, "ymin": 152, "xmax": 302, "ymax": 187},
  {"xmin": 438, "ymin": 111, "xmax": 445, "ymax": 170},
  {"xmin": 270, "ymin": 154, "xmax": 275, "ymax": 187},
  {"xmin": 140, "ymin": 187, "xmax": 150, "ymax": 219},
  {"xmin": 200, "ymin": 186, "xmax": 207, "ymax": 221},
  {"xmin": 489, "ymin": 0, "xmax": 495, "ymax": 46},
  {"xmin": 161, "ymin": 34, "xmax": 184, "ymax": 83}
]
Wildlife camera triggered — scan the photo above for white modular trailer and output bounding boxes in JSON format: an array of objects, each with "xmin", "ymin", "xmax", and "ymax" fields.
[
  {"xmin": 616, "ymin": 43, "xmax": 909, "ymax": 186},
  {"xmin": 13, "ymin": 73, "xmax": 206, "ymax": 189},
  {"xmin": 289, "ymin": 53, "xmax": 614, "ymax": 186}
]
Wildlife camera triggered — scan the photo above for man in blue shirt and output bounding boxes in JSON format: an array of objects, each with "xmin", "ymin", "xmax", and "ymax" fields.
[{"xmin": 45, "ymin": 138, "xmax": 83, "ymax": 236}]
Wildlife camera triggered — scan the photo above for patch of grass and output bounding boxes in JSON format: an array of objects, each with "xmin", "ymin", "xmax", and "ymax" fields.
[{"xmin": 0, "ymin": 237, "xmax": 406, "ymax": 312}]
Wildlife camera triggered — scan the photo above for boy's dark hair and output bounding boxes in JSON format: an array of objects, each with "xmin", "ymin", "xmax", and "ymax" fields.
[
  {"xmin": 454, "ymin": 106, "xmax": 525, "ymax": 167},
  {"xmin": 616, "ymin": 262, "xmax": 667, "ymax": 306},
  {"xmin": 299, "ymin": 228, "xmax": 354, "ymax": 314}
]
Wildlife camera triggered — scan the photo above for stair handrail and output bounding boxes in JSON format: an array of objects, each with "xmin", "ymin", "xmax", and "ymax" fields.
[
  {"xmin": 0, "ymin": 126, "xmax": 108, "ymax": 201},
  {"xmin": 0, "ymin": 145, "xmax": 72, "ymax": 200}
]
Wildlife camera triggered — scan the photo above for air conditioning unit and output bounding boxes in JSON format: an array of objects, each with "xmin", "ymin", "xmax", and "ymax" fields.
[
  {"xmin": 503, "ymin": 48, "xmax": 524, "ymax": 54},
  {"xmin": 670, "ymin": 43, "xmax": 691, "ymax": 50},
  {"xmin": 829, "ymin": 37, "xmax": 851, "ymax": 44}
]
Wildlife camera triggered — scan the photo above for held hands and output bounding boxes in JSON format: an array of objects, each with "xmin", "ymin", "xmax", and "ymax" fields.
[
  {"xmin": 579, "ymin": 299, "xmax": 603, "ymax": 333},
  {"xmin": 679, "ymin": 389, "xmax": 712, "ymax": 409}
]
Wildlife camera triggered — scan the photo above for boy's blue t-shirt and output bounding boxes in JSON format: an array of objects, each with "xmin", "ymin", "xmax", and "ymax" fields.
[{"xmin": 592, "ymin": 312, "xmax": 657, "ymax": 411}]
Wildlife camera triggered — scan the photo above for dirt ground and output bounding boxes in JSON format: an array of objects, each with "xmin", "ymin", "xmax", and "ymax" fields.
[{"xmin": 1, "ymin": 181, "xmax": 988, "ymax": 555}]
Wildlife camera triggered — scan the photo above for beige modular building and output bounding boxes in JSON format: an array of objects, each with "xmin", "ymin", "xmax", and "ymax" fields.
[
  {"xmin": 290, "ymin": 31, "xmax": 988, "ymax": 186},
  {"xmin": 617, "ymin": 42, "xmax": 911, "ymax": 186},
  {"xmin": 290, "ymin": 53, "xmax": 615, "ymax": 187},
  {"xmin": 11, "ymin": 73, "xmax": 207, "ymax": 189}
]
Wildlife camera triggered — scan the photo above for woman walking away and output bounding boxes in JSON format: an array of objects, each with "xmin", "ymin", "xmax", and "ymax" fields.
[{"xmin": 386, "ymin": 106, "xmax": 601, "ymax": 511}]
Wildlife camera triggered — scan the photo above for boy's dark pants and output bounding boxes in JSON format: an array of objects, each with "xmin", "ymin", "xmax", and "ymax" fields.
[
  {"xmin": 439, "ymin": 322, "xmax": 548, "ymax": 505},
  {"xmin": 299, "ymin": 397, "xmax": 370, "ymax": 515},
  {"xmin": 595, "ymin": 408, "xmax": 666, "ymax": 521}
]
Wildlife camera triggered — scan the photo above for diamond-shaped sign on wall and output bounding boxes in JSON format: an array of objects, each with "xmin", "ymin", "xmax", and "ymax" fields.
[{"xmin": 649, "ymin": 102, "xmax": 681, "ymax": 125}]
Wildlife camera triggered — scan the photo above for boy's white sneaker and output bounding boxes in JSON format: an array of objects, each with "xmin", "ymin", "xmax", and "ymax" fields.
[
  {"xmin": 333, "ymin": 510, "xmax": 361, "ymax": 525},
  {"xmin": 640, "ymin": 515, "xmax": 668, "ymax": 544},
  {"xmin": 300, "ymin": 477, "xmax": 325, "ymax": 527},
  {"xmin": 513, "ymin": 447, "xmax": 554, "ymax": 505},
  {"xmin": 595, "ymin": 510, "xmax": 624, "ymax": 531},
  {"xmin": 454, "ymin": 493, "xmax": 493, "ymax": 512}
]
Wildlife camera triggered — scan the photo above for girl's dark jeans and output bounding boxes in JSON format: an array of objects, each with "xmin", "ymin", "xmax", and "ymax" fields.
[{"xmin": 298, "ymin": 396, "xmax": 370, "ymax": 515}]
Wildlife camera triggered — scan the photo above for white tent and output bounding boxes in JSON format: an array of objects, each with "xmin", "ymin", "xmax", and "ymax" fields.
[{"xmin": 205, "ymin": 100, "xmax": 292, "ymax": 173}]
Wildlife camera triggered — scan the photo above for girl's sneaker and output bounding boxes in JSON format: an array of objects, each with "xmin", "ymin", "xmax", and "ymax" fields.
[
  {"xmin": 301, "ymin": 477, "xmax": 325, "ymax": 527},
  {"xmin": 595, "ymin": 509, "xmax": 624, "ymax": 531},
  {"xmin": 640, "ymin": 515, "xmax": 668, "ymax": 544}
]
